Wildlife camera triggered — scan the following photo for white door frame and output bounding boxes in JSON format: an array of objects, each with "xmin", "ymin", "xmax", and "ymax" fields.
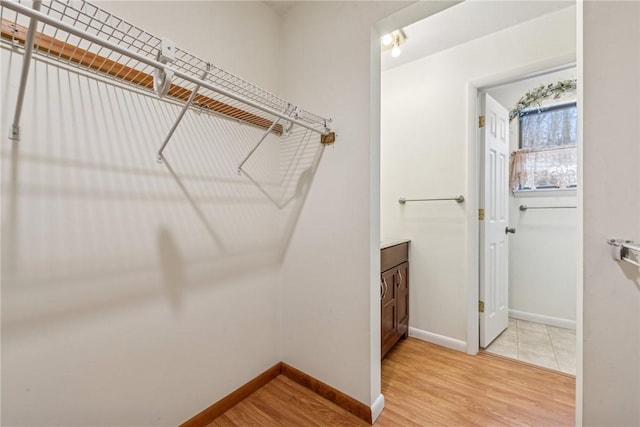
[{"xmin": 463, "ymin": 55, "xmax": 578, "ymax": 356}]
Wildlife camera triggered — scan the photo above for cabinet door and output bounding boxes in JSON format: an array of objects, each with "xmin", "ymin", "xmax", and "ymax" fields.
[
  {"xmin": 395, "ymin": 262, "xmax": 409, "ymax": 337},
  {"xmin": 381, "ymin": 269, "xmax": 396, "ymax": 356}
]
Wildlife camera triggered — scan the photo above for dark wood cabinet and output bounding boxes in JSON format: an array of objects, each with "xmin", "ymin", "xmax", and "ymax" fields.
[
  {"xmin": 381, "ymin": 268, "xmax": 396, "ymax": 355},
  {"xmin": 395, "ymin": 261, "xmax": 409, "ymax": 338},
  {"xmin": 381, "ymin": 242, "xmax": 409, "ymax": 359}
]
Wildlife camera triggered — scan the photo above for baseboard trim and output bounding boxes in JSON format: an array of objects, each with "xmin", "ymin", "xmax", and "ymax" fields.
[
  {"xmin": 281, "ymin": 363, "xmax": 373, "ymax": 424},
  {"xmin": 181, "ymin": 361, "xmax": 379, "ymax": 425},
  {"xmin": 180, "ymin": 362, "xmax": 283, "ymax": 427},
  {"xmin": 370, "ymin": 393, "xmax": 385, "ymax": 423},
  {"xmin": 509, "ymin": 309, "xmax": 576, "ymax": 330},
  {"xmin": 409, "ymin": 327, "xmax": 467, "ymax": 352}
]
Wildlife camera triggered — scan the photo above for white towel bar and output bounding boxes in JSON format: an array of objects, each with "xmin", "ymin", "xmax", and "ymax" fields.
[{"xmin": 399, "ymin": 195, "xmax": 465, "ymax": 204}]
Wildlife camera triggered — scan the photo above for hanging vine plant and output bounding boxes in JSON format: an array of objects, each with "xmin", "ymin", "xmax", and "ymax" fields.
[{"xmin": 509, "ymin": 79, "xmax": 577, "ymax": 121}]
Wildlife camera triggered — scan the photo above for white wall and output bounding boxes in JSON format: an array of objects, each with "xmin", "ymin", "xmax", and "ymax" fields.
[
  {"xmin": 1, "ymin": 2, "xmax": 284, "ymax": 426},
  {"xmin": 488, "ymin": 68, "xmax": 578, "ymax": 325},
  {"xmin": 582, "ymin": 2, "xmax": 640, "ymax": 425},
  {"xmin": 278, "ymin": 1, "xmax": 413, "ymax": 409},
  {"xmin": 381, "ymin": 7, "xmax": 576, "ymax": 343}
]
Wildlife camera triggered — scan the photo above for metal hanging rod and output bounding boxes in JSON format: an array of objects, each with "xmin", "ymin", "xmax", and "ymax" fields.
[
  {"xmin": 608, "ymin": 239, "xmax": 640, "ymax": 268},
  {"xmin": 519, "ymin": 205, "xmax": 577, "ymax": 211},
  {"xmin": 1, "ymin": 0, "xmax": 335, "ymax": 158},
  {"xmin": 399, "ymin": 195, "xmax": 465, "ymax": 204}
]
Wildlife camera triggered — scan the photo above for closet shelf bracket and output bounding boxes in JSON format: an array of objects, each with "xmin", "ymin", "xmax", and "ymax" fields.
[
  {"xmin": 157, "ymin": 65, "xmax": 210, "ymax": 163},
  {"xmin": 8, "ymin": 0, "xmax": 41, "ymax": 141},
  {"xmin": 608, "ymin": 239, "xmax": 640, "ymax": 268},
  {"xmin": 237, "ymin": 105, "xmax": 292, "ymax": 174},
  {"xmin": 153, "ymin": 37, "xmax": 176, "ymax": 98},
  {"xmin": 320, "ymin": 118, "xmax": 336, "ymax": 145}
]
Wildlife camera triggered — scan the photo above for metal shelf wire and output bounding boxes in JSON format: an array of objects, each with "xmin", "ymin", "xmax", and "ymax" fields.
[{"xmin": 1, "ymin": 0, "xmax": 333, "ymax": 160}]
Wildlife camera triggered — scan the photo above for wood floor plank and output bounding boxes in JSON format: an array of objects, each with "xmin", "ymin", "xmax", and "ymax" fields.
[
  {"xmin": 379, "ymin": 339, "xmax": 575, "ymax": 426},
  {"xmin": 268, "ymin": 376, "xmax": 367, "ymax": 426},
  {"xmin": 252, "ymin": 378, "xmax": 340, "ymax": 426},
  {"xmin": 209, "ymin": 338, "xmax": 575, "ymax": 426}
]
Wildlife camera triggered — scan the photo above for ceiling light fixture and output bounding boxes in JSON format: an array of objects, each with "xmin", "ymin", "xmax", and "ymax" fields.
[
  {"xmin": 391, "ymin": 43, "xmax": 401, "ymax": 58},
  {"xmin": 381, "ymin": 30, "xmax": 406, "ymax": 58}
]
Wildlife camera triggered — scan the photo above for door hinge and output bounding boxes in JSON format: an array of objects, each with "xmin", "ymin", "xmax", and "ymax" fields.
[
  {"xmin": 478, "ymin": 115, "xmax": 485, "ymax": 128},
  {"xmin": 479, "ymin": 300, "xmax": 485, "ymax": 313},
  {"xmin": 478, "ymin": 208, "xmax": 485, "ymax": 220}
]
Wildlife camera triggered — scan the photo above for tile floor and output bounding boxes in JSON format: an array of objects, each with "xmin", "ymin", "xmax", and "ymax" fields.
[{"xmin": 484, "ymin": 318, "xmax": 576, "ymax": 375}]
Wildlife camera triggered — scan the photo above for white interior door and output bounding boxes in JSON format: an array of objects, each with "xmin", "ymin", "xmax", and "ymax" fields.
[{"xmin": 479, "ymin": 93, "xmax": 510, "ymax": 348}]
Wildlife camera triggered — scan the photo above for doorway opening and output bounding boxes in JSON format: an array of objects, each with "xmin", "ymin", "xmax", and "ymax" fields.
[
  {"xmin": 477, "ymin": 67, "xmax": 578, "ymax": 375},
  {"xmin": 378, "ymin": 0, "xmax": 579, "ymax": 375}
]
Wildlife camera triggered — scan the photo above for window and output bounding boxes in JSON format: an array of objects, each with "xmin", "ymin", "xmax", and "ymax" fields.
[{"xmin": 511, "ymin": 102, "xmax": 577, "ymax": 191}]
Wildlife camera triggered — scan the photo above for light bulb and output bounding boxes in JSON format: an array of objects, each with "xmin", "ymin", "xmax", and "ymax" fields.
[
  {"xmin": 381, "ymin": 33, "xmax": 393, "ymax": 46},
  {"xmin": 391, "ymin": 43, "xmax": 401, "ymax": 58}
]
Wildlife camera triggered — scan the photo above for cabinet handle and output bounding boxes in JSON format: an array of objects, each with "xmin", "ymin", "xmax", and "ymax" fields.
[
  {"xmin": 397, "ymin": 270, "xmax": 402, "ymax": 285},
  {"xmin": 382, "ymin": 277, "xmax": 389, "ymax": 299},
  {"xmin": 380, "ymin": 280, "xmax": 384, "ymax": 300}
]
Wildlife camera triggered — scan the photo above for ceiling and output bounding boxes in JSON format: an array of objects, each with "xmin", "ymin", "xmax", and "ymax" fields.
[{"xmin": 382, "ymin": 1, "xmax": 575, "ymax": 71}]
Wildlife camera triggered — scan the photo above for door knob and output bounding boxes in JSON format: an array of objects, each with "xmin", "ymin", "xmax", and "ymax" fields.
[{"xmin": 505, "ymin": 227, "xmax": 516, "ymax": 234}]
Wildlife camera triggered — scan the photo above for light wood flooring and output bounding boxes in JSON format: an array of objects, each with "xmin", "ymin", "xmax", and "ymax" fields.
[{"xmin": 210, "ymin": 338, "xmax": 575, "ymax": 426}]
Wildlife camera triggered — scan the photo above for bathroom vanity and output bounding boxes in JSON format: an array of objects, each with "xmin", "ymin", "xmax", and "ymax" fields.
[{"xmin": 380, "ymin": 240, "xmax": 410, "ymax": 359}]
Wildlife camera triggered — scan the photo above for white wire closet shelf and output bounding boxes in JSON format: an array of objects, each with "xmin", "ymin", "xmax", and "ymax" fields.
[{"xmin": 1, "ymin": 0, "xmax": 335, "ymax": 164}]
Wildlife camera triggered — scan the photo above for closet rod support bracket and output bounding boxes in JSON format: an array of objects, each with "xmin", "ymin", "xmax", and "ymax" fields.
[
  {"xmin": 156, "ymin": 66, "xmax": 210, "ymax": 163},
  {"xmin": 237, "ymin": 105, "xmax": 291, "ymax": 174},
  {"xmin": 153, "ymin": 37, "xmax": 176, "ymax": 98},
  {"xmin": 8, "ymin": 0, "xmax": 42, "ymax": 141},
  {"xmin": 9, "ymin": 125, "xmax": 20, "ymax": 141}
]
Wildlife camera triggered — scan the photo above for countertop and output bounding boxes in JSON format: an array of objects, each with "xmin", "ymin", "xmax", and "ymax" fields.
[{"xmin": 380, "ymin": 239, "xmax": 411, "ymax": 250}]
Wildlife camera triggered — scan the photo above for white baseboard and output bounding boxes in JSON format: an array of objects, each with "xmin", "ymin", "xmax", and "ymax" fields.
[
  {"xmin": 370, "ymin": 393, "xmax": 385, "ymax": 423},
  {"xmin": 509, "ymin": 309, "xmax": 576, "ymax": 330},
  {"xmin": 408, "ymin": 327, "xmax": 467, "ymax": 352}
]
